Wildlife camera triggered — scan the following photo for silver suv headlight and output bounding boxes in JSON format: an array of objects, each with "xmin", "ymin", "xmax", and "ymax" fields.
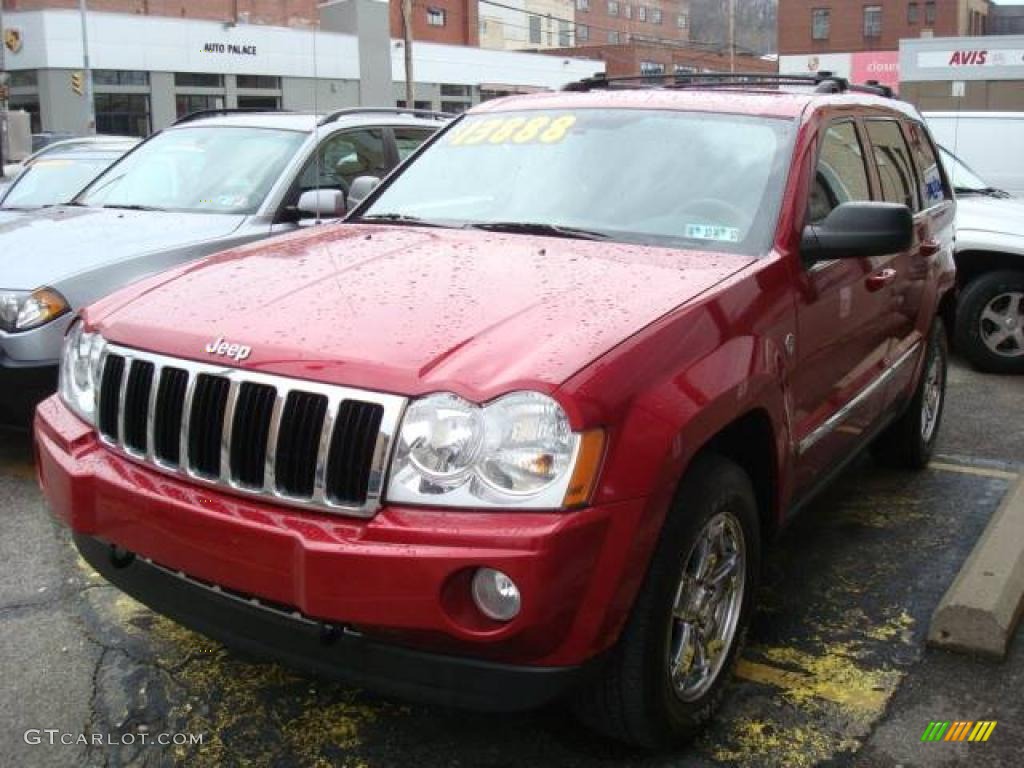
[
  {"xmin": 0, "ymin": 287, "xmax": 70, "ymax": 332},
  {"xmin": 59, "ymin": 320, "xmax": 107, "ymax": 426},
  {"xmin": 386, "ymin": 391, "xmax": 605, "ymax": 509}
]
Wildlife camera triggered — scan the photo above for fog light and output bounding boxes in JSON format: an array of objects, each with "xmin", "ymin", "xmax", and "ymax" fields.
[{"xmin": 471, "ymin": 568, "xmax": 521, "ymax": 622}]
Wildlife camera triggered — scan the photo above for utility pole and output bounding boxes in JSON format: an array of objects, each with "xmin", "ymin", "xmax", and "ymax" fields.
[
  {"xmin": 1, "ymin": 0, "xmax": 8, "ymax": 172},
  {"xmin": 78, "ymin": 0, "xmax": 95, "ymax": 134},
  {"xmin": 401, "ymin": 0, "xmax": 414, "ymax": 109},
  {"xmin": 728, "ymin": 0, "xmax": 736, "ymax": 73}
]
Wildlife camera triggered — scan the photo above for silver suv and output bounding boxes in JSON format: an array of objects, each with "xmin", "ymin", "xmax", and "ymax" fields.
[{"xmin": 0, "ymin": 108, "xmax": 447, "ymax": 424}]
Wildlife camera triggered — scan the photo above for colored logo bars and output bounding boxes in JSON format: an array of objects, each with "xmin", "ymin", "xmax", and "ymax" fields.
[{"xmin": 921, "ymin": 721, "xmax": 998, "ymax": 742}]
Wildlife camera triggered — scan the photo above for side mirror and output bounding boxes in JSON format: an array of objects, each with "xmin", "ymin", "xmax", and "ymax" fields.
[
  {"xmin": 347, "ymin": 176, "xmax": 381, "ymax": 209},
  {"xmin": 801, "ymin": 202, "xmax": 913, "ymax": 262},
  {"xmin": 296, "ymin": 189, "xmax": 346, "ymax": 218}
]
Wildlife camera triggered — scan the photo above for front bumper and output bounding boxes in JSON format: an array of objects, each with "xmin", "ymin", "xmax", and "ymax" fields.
[{"xmin": 36, "ymin": 396, "xmax": 651, "ymax": 705}]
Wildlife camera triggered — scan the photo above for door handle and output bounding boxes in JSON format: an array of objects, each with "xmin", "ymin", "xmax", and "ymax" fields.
[
  {"xmin": 919, "ymin": 240, "xmax": 941, "ymax": 257},
  {"xmin": 866, "ymin": 268, "xmax": 897, "ymax": 291}
]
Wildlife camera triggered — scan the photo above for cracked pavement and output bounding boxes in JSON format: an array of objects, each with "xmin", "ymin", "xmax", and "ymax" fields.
[{"xmin": 2, "ymin": 358, "xmax": 1024, "ymax": 767}]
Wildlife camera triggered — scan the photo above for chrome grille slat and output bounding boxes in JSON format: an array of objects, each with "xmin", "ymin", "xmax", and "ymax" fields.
[{"xmin": 94, "ymin": 342, "xmax": 405, "ymax": 519}]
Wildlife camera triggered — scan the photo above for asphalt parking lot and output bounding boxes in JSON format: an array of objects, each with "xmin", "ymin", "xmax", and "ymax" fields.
[{"xmin": 2, "ymin": 358, "xmax": 1023, "ymax": 768}]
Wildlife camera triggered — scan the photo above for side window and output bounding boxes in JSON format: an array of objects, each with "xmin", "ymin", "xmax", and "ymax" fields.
[
  {"xmin": 905, "ymin": 121, "xmax": 951, "ymax": 208},
  {"xmin": 298, "ymin": 128, "xmax": 388, "ymax": 193},
  {"xmin": 808, "ymin": 121, "xmax": 871, "ymax": 225},
  {"xmin": 865, "ymin": 120, "xmax": 920, "ymax": 211},
  {"xmin": 394, "ymin": 128, "xmax": 435, "ymax": 161}
]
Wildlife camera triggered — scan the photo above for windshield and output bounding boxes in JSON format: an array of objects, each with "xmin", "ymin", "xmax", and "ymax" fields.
[
  {"xmin": 77, "ymin": 126, "xmax": 307, "ymax": 214},
  {"xmin": 939, "ymin": 146, "xmax": 990, "ymax": 192},
  {"xmin": 1, "ymin": 155, "xmax": 118, "ymax": 209},
  {"xmin": 360, "ymin": 109, "xmax": 795, "ymax": 255}
]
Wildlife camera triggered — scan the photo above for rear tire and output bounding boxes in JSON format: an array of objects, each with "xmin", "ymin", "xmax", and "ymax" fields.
[
  {"xmin": 954, "ymin": 270, "xmax": 1024, "ymax": 374},
  {"xmin": 873, "ymin": 318, "xmax": 947, "ymax": 470},
  {"xmin": 573, "ymin": 454, "xmax": 761, "ymax": 748}
]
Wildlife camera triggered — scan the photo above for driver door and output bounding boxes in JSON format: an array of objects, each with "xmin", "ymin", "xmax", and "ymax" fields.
[{"xmin": 790, "ymin": 119, "xmax": 894, "ymax": 498}]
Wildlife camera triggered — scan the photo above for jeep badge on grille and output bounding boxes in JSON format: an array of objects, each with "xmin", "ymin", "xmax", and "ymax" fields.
[{"xmin": 205, "ymin": 337, "xmax": 252, "ymax": 362}]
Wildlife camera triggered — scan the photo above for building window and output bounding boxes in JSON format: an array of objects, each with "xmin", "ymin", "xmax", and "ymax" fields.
[
  {"xmin": 638, "ymin": 5, "xmax": 647, "ymax": 21},
  {"xmin": 175, "ymin": 93, "xmax": 225, "ymax": 119},
  {"xmin": 576, "ymin": 0, "xmax": 589, "ymax": 10},
  {"xmin": 812, "ymin": 8, "xmax": 830, "ymax": 40},
  {"xmin": 608, "ymin": 1, "xmax": 619, "ymax": 17},
  {"xmin": 577, "ymin": 23, "xmax": 589, "ymax": 41},
  {"xmin": 529, "ymin": 14, "xmax": 542, "ymax": 43},
  {"xmin": 908, "ymin": 2, "xmax": 919, "ymax": 24},
  {"xmin": 677, "ymin": 14, "xmax": 688, "ymax": 29},
  {"xmin": 174, "ymin": 72, "xmax": 224, "ymax": 88},
  {"xmin": 674, "ymin": 65, "xmax": 697, "ymax": 75},
  {"xmin": 559, "ymin": 19, "xmax": 571, "ymax": 46},
  {"xmin": 651, "ymin": 8, "xmax": 662, "ymax": 24},
  {"xmin": 8, "ymin": 70, "xmax": 38, "ymax": 88},
  {"xmin": 640, "ymin": 61, "xmax": 665, "ymax": 75},
  {"xmin": 863, "ymin": 5, "xmax": 882, "ymax": 38},
  {"xmin": 925, "ymin": 1, "xmax": 936, "ymax": 25},
  {"xmin": 93, "ymin": 70, "xmax": 149, "ymax": 87},
  {"xmin": 236, "ymin": 75, "xmax": 281, "ymax": 90},
  {"xmin": 236, "ymin": 95, "xmax": 280, "ymax": 110},
  {"xmin": 607, "ymin": 30, "xmax": 620, "ymax": 43},
  {"xmin": 441, "ymin": 83, "xmax": 470, "ymax": 96},
  {"xmin": 95, "ymin": 93, "xmax": 151, "ymax": 137},
  {"xmin": 624, "ymin": 4, "xmax": 632, "ymax": 20},
  {"xmin": 427, "ymin": 8, "xmax": 446, "ymax": 26},
  {"xmin": 9, "ymin": 96, "xmax": 42, "ymax": 133}
]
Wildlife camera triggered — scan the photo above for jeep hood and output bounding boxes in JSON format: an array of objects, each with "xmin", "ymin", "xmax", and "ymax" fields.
[
  {"xmin": 91, "ymin": 224, "xmax": 754, "ymax": 399},
  {"xmin": 0, "ymin": 206, "xmax": 246, "ymax": 290},
  {"xmin": 956, "ymin": 196, "xmax": 1024, "ymax": 237}
]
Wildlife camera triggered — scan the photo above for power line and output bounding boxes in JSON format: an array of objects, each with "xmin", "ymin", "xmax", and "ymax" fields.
[{"xmin": 474, "ymin": 0, "xmax": 764, "ymax": 57}]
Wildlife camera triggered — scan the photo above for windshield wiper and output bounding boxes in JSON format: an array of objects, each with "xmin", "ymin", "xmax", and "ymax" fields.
[
  {"xmin": 100, "ymin": 204, "xmax": 167, "ymax": 212},
  {"xmin": 955, "ymin": 186, "xmax": 1010, "ymax": 199},
  {"xmin": 466, "ymin": 221, "xmax": 611, "ymax": 241},
  {"xmin": 358, "ymin": 213, "xmax": 455, "ymax": 228}
]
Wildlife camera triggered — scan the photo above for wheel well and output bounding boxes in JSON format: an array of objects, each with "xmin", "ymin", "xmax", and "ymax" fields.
[
  {"xmin": 702, "ymin": 410, "xmax": 777, "ymax": 541},
  {"xmin": 954, "ymin": 250, "xmax": 1024, "ymax": 288}
]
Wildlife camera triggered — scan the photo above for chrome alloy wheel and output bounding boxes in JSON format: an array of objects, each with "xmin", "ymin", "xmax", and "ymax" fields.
[
  {"xmin": 920, "ymin": 347, "xmax": 944, "ymax": 443},
  {"xmin": 667, "ymin": 511, "xmax": 746, "ymax": 702},
  {"xmin": 980, "ymin": 291, "xmax": 1024, "ymax": 358}
]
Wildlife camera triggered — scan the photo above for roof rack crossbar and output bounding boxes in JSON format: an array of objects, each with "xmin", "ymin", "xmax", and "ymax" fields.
[
  {"xmin": 318, "ymin": 107, "xmax": 454, "ymax": 126},
  {"xmin": 564, "ymin": 71, "xmax": 895, "ymax": 99},
  {"xmin": 172, "ymin": 107, "xmax": 294, "ymax": 126}
]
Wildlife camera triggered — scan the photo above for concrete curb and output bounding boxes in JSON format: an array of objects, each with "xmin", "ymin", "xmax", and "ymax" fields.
[{"xmin": 928, "ymin": 472, "xmax": 1024, "ymax": 658}]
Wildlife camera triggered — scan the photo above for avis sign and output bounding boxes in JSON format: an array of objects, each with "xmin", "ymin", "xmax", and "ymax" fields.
[{"xmin": 918, "ymin": 48, "xmax": 1024, "ymax": 71}]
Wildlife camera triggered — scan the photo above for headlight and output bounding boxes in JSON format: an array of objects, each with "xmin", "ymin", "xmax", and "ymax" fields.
[
  {"xmin": 59, "ymin": 320, "xmax": 107, "ymax": 426},
  {"xmin": 387, "ymin": 391, "xmax": 605, "ymax": 509},
  {"xmin": 0, "ymin": 287, "xmax": 70, "ymax": 332}
]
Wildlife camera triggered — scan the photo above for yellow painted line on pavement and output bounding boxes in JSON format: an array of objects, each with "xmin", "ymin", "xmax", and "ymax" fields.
[{"xmin": 929, "ymin": 462, "xmax": 1019, "ymax": 481}]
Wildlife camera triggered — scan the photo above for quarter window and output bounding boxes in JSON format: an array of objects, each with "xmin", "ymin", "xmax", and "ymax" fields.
[
  {"xmin": 866, "ymin": 120, "xmax": 920, "ymax": 211},
  {"xmin": 905, "ymin": 121, "xmax": 950, "ymax": 207},
  {"xmin": 808, "ymin": 121, "xmax": 871, "ymax": 225}
]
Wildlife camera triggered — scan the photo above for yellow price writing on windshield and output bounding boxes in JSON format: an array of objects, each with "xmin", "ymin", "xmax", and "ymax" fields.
[{"xmin": 447, "ymin": 115, "xmax": 577, "ymax": 147}]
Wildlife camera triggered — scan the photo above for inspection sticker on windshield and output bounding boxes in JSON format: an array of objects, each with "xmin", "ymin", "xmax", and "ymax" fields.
[
  {"xmin": 685, "ymin": 223, "xmax": 740, "ymax": 243},
  {"xmin": 447, "ymin": 115, "xmax": 577, "ymax": 147}
]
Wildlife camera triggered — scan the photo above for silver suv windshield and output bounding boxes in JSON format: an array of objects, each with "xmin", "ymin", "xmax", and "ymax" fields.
[
  {"xmin": 77, "ymin": 126, "xmax": 307, "ymax": 214},
  {"xmin": 360, "ymin": 109, "xmax": 795, "ymax": 255}
]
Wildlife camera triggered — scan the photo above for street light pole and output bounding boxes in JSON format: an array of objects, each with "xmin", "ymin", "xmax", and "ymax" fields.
[
  {"xmin": 78, "ymin": 0, "xmax": 95, "ymax": 134},
  {"xmin": 728, "ymin": 0, "xmax": 736, "ymax": 73}
]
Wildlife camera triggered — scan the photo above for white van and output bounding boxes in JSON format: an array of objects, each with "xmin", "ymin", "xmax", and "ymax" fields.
[{"xmin": 925, "ymin": 112, "xmax": 1024, "ymax": 197}]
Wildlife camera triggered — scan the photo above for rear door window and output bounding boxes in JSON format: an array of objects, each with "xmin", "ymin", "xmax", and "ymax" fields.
[
  {"xmin": 865, "ymin": 120, "xmax": 920, "ymax": 211},
  {"xmin": 808, "ymin": 121, "xmax": 872, "ymax": 224}
]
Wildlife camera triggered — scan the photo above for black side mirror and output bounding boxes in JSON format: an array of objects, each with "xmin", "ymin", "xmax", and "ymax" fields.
[{"xmin": 801, "ymin": 202, "xmax": 913, "ymax": 263}]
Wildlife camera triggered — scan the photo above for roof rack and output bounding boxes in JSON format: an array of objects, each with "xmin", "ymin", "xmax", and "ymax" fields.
[
  {"xmin": 318, "ymin": 107, "xmax": 454, "ymax": 126},
  {"xmin": 171, "ymin": 107, "xmax": 294, "ymax": 126},
  {"xmin": 563, "ymin": 71, "xmax": 896, "ymax": 99}
]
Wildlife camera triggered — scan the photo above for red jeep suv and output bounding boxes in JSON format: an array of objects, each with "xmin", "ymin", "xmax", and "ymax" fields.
[{"xmin": 36, "ymin": 73, "xmax": 955, "ymax": 747}]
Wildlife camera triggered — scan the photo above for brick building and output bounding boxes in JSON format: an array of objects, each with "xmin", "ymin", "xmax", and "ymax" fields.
[
  {"xmin": 778, "ymin": 0, "xmax": 992, "ymax": 88},
  {"xmin": 388, "ymin": 0, "xmax": 479, "ymax": 46},
  {"xmin": 572, "ymin": 0, "xmax": 690, "ymax": 48},
  {"xmin": 2, "ymin": 0, "xmax": 319, "ymax": 26},
  {"xmin": 542, "ymin": 42, "xmax": 776, "ymax": 77}
]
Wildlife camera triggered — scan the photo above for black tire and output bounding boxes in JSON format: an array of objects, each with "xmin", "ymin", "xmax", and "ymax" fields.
[
  {"xmin": 954, "ymin": 270, "xmax": 1024, "ymax": 374},
  {"xmin": 573, "ymin": 453, "xmax": 761, "ymax": 748},
  {"xmin": 873, "ymin": 318, "xmax": 948, "ymax": 469}
]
